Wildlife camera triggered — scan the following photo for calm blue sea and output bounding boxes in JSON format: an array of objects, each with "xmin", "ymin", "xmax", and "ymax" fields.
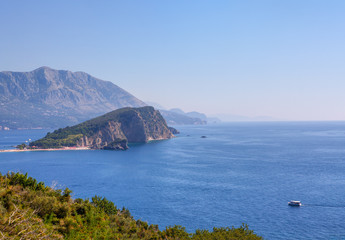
[{"xmin": 1, "ymin": 122, "xmax": 345, "ymax": 240}]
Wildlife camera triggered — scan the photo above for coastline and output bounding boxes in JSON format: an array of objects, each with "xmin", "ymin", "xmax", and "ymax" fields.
[{"xmin": 0, "ymin": 147, "xmax": 91, "ymax": 153}]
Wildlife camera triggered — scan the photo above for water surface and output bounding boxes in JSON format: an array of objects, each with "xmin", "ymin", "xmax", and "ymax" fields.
[{"xmin": 1, "ymin": 122, "xmax": 345, "ymax": 239}]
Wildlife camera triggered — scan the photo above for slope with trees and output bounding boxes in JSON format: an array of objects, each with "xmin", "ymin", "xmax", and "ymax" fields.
[{"xmin": 0, "ymin": 172, "xmax": 263, "ymax": 240}]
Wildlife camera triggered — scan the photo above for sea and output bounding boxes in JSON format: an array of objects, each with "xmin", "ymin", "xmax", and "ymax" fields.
[{"xmin": 1, "ymin": 122, "xmax": 345, "ymax": 240}]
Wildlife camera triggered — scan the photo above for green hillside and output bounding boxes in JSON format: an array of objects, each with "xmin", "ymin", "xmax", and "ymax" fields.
[
  {"xmin": 29, "ymin": 106, "xmax": 174, "ymax": 149},
  {"xmin": 0, "ymin": 172, "xmax": 263, "ymax": 239},
  {"xmin": 29, "ymin": 108, "xmax": 134, "ymax": 148}
]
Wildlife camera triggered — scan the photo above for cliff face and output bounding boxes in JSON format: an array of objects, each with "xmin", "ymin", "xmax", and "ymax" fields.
[
  {"xmin": 30, "ymin": 107, "xmax": 176, "ymax": 150},
  {"xmin": 76, "ymin": 121, "xmax": 128, "ymax": 150}
]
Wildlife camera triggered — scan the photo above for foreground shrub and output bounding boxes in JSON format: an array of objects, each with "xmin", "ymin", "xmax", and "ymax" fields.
[{"xmin": 0, "ymin": 172, "xmax": 263, "ymax": 239}]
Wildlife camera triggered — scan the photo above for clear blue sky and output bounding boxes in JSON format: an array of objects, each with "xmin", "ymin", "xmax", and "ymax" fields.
[{"xmin": 1, "ymin": 0, "xmax": 345, "ymax": 120}]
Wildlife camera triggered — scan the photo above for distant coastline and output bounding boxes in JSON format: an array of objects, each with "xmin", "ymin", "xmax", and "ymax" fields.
[{"xmin": 0, "ymin": 146, "xmax": 90, "ymax": 153}]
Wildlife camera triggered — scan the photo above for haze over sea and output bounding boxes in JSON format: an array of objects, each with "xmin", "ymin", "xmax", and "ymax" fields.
[{"xmin": 1, "ymin": 122, "xmax": 345, "ymax": 239}]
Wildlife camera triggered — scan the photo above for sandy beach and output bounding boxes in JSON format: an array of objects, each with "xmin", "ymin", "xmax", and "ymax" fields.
[{"xmin": 0, "ymin": 147, "xmax": 91, "ymax": 153}]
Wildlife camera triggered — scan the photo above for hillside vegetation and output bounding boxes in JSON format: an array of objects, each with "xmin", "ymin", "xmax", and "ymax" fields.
[
  {"xmin": 0, "ymin": 172, "xmax": 263, "ymax": 240},
  {"xmin": 28, "ymin": 106, "xmax": 175, "ymax": 150}
]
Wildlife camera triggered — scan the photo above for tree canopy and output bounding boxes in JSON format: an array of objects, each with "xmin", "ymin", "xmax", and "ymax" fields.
[{"xmin": 0, "ymin": 172, "xmax": 263, "ymax": 240}]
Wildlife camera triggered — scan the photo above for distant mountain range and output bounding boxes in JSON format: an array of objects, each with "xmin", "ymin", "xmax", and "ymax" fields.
[
  {"xmin": 0, "ymin": 67, "xmax": 146, "ymax": 129},
  {"xmin": 0, "ymin": 67, "xmax": 216, "ymax": 129},
  {"xmin": 144, "ymin": 102, "xmax": 207, "ymax": 125},
  {"xmin": 146, "ymin": 103, "xmax": 220, "ymax": 125},
  {"xmin": 208, "ymin": 113, "xmax": 276, "ymax": 122},
  {"xmin": 159, "ymin": 110, "xmax": 207, "ymax": 125}
]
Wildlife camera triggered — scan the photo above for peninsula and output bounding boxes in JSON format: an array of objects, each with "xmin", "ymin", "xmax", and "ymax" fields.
[{"xmin": 23, "ymin": 106, "xmax": 176, "ymax": 151}]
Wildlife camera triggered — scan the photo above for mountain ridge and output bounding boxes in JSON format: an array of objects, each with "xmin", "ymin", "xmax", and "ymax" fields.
[{"xmin": 0, "ymin": 67, "xmax": 146, "ymax": 129}]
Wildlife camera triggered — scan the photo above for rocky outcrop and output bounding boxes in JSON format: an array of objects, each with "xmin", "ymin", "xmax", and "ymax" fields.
[
  {"xmin": 76, "ymin": 121, "xmax": 128, "ymax": 150},
  {"xmin": 30, "ymin": 106, "xmax": 177, "ymax": 150},
  {"xmin": 168, "ymin": 127, "xmax": 180, "ymax": 134}
]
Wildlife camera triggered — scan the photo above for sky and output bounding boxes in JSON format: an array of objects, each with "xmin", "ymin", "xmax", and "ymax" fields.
[{"xmin": 1, "ymin": 0, "xmax": 345, "ymax": 121}]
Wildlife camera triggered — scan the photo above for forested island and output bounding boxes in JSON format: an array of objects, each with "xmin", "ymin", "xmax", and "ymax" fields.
[
  {"xmin": 21, "ymin": 106, "xmax": 177, "ymax": 151},
  {"xmin": 0, "ymin": 172, "xmax": 262, "ymax": 239}
]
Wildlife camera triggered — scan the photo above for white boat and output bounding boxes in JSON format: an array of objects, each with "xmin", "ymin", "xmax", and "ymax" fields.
[{"xmin": 288, "ymin": 200, "xmax": 301, "ymax": 206}]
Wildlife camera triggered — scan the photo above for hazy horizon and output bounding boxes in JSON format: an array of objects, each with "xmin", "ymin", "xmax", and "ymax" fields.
[{"xmin": 1, "ymin": 1, "xmax": 345, "ymax": 121}]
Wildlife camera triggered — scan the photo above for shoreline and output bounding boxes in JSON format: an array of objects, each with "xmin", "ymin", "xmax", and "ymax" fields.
[{"xmin": 0, "ymin": 147, "xmax": 91, "ymax": 153}]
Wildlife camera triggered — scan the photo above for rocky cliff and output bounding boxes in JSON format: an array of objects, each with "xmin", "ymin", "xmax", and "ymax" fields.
[
  {"xmin": 30, "ymin": 106, "xmax": 176, "ymax": 150},
  {"xmin": 0, "ymin": 67, "xmax": 146, "ymax": 129}
]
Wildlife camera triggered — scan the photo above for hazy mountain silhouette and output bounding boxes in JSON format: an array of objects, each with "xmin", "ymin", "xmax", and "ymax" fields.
[{"xmin": 0, "ymin": 67, "xmax": 146, "ymax": 129}]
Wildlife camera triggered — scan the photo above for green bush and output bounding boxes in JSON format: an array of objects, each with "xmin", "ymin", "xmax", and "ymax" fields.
[{"xmin": 0, "ymin": 172, "xmax": 263, "ymax": 240}]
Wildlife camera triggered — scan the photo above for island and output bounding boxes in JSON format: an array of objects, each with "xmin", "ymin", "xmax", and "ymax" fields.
[{"xmin": 25, "ymin": 106, "xmax": 177, "ymax": 151}]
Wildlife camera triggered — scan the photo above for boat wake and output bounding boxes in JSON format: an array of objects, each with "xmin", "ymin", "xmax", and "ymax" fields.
[{"xmin": 302, "ymin": 204, "xmax": 345, "ymax": 208}]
